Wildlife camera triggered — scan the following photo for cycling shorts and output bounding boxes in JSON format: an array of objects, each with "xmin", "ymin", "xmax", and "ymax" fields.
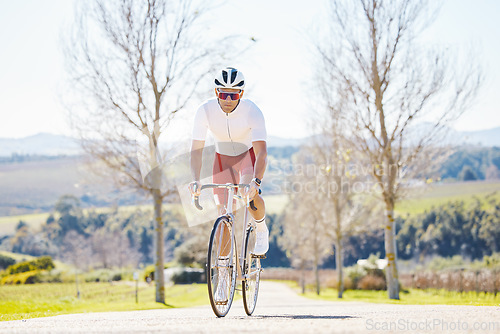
[{"xmin": 212, "ymin": 147, "xmax": 256, "ymax": 206}]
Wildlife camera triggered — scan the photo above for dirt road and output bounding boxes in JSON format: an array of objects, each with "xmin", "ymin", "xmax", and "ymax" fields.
[{"xmin": 1, "ymin": 281, "xmax": 498, "ymax": 333}]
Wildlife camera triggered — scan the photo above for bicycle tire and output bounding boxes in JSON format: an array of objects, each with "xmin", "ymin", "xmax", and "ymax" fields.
[
  {"xmin": 207, "ymin": 216, "xmax": 236, "ymax": 317},
  {"xmin": 242, "ymin": 225, "xmax": 261, "ymax": 315}
]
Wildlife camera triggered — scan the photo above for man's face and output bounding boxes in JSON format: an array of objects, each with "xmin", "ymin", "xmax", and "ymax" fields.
[{"xmin": 216, "ymin": 88, "xmax": 243, "ymax": 113}]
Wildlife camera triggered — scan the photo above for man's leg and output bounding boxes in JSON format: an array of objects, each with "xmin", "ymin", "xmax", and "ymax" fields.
[
  {"xmin": 240, "ymin": 174, "xmax": 268, "ymax": 255},
  {"xmin": 240, "ymin": 174, "xmax": 266, "ymax": 220},
  {"xmin": 213, "ymin": 201, "xmax": 231, "ymax": 257}
]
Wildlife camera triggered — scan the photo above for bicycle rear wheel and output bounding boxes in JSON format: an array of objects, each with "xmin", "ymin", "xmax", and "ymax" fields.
[
  {"xmin": 207, "ymin": 216, "xmax": 236, "ymax": 317},
  {"xmin": 242, "ymin": 225, "xmax": 261, "ymax": 315}
]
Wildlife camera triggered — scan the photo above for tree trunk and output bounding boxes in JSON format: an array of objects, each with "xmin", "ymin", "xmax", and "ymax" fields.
[
  {"xmin": 335, "ymin": 239, "xmax": 344, "ymax": 298},
  {"xmin": 153, "ymin": 187, "xmax": 165, "ymax": 304},
  {"xmin": 384, "ymin": 206, "xmax": 399, "ymax": 299},
  {"xmin": 313, "ymin": 224, "xmax": 320, "ymax": 295},
  {"xmin": 300, "ymin": 263, "xmax": 306, "ymax": 294},
  {"xmin": 333, "ymin": 195, "xmax": 343, "ymax": 299},
  {"xmin": 314, "ymin": 259, "xmax": 320, "ymax": 295}
]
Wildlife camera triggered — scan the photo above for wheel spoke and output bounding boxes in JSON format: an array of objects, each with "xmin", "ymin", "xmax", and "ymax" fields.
[
  {"xmin": 207, "ymin": 217, "xmax": 236, "ymax": 317},
  {"xmin": 242, "ymin": 228, "xmax": 261, "ymax": 315}
]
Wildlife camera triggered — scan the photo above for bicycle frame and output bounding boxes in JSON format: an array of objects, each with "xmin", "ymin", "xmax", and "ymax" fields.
[
  {"xmin": 195, "ymin": 183, "xmax": 255, "ymax": 281},
  {"xmin": 194, "ymin": 182, "xmax": 263, "ymax": 316}
]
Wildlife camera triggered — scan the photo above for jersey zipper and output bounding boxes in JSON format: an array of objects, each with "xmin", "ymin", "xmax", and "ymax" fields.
[{"xmin": 226, "ymin": 114, "xmax": 237, "ymax": 155}]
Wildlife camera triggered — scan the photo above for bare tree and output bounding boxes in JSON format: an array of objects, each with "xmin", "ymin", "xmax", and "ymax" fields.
[
  {"xmin": 91, "ymin": 229, "xmax": 115, "ymax": 269},
  {"xmin": 63, "ymin": 0, "xmax": 247, "ymax": 303},
  {"xmin": 279, "ymin": 150, "xmax": 334, "ymax": 295},
  {"xmin": 62, "ymin": 231, "xmax": 93, "ymax": 298},
  {"xmin": 311, "ymin": 142, "xmax": 374, "ymax": 297},
  {"xmin": 313, "ymin": 0, "xmax": 482, "ymax": 299},
  {"xmin": 309, "ymin": 60, "xmax": 380, "ymax": 298}
]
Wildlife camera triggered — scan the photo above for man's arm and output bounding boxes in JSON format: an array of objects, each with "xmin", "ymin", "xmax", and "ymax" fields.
[
  {"xmin": 190, "ymin": 140, "xmax": 205, "ymax": 195},
  {"xmin": 252, "ymin": 140, "xmax": 267, "ymax": 182}
]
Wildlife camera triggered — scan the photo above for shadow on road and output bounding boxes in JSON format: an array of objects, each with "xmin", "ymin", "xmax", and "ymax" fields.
[{"xmin": 256, "ymin": 315, "xmax": 358, "ymax": 320}]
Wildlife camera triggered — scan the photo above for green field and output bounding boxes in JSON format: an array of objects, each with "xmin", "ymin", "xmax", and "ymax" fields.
[
  {"xmin": 395, "ymin": 180, "xmax": 500, "ymax": 215},
  {"xmin": 0, "ymin": 212, "xmax": 51, "ymax": 236},
  {"xmin": 1, "ymin": 181, "xmax": 498, "ymax": 237},
  {"xmin": 0, "ymin": 195, "xmax": 287, "ymax": 237},
  {"xmin": 2, "ymin": 279, "xmax": 498, "ymax": 322},
  {"xmin": 286, "ymin": 282, "xmax": 500, "ymax": 306},
  {"xmin": 0, "ymin": 282, "xmax": 209, "ymax": 321}
]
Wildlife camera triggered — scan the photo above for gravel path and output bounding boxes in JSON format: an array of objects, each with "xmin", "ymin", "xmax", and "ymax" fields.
[{"xmin": 1, "ymin": 281, "xmax": 499, "ymax": 333}]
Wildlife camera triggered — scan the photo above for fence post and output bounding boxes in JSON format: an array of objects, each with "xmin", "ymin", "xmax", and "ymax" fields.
[
  {"xmin": 494, "ymin": 270, "xmax": 498, "ymax": 298},
  {"xmin": 459, "ymin": 269, "xmax": 463, "ymax": 294},
  {"xmin": 475, "ymin": 270, "xmax": 479, "ymax": 296},
  {"xmin": 447, "ymin": 270, "xmax": 453, "ymax": 292}
]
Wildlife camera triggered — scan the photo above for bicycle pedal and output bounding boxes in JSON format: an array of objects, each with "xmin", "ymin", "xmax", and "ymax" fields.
[
  {"xmin": 251, "ymin": 253, "xmax": 266, "ymax": 259},
  {"xmin": 215, "ymin": 300, "xmax": 228, "ymax": 305}
]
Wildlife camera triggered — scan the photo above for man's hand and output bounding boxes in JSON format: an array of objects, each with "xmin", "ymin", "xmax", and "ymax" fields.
[
  {"xmin": 245, "ymin": 180, "xmax": 259, "ymax": 201},
  {"xmin": 189, "ymin": 181, "xmax": 201, "ymax": 197}
]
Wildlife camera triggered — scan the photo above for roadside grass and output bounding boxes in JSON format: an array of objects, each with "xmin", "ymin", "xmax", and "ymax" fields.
[
  {"xmin": 0, "ymin": 282, "xmax": 209, "ymax": 321},
  {"xmin": 288, "ymin": 282, "xmax": 500, "ymax": 306}
]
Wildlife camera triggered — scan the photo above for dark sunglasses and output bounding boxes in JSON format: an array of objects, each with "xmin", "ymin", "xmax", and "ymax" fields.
[{"xmin": 217, "ymin": 90, "xmax": 241, "ymax": 100}]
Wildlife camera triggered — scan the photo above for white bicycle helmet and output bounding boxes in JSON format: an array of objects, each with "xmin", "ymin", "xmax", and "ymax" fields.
[{"xmin": 214, "ymin": 67, "xmax": 245, "ymax": 90}]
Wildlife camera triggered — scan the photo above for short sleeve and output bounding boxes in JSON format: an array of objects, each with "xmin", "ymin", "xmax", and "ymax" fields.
[
  {"xmin": 249, "ymin": 103, "xmax": 267, "ymax": 142},
  {"xmin": 192, "ymin": 104, "xmax": 208, "ymax": 141}
]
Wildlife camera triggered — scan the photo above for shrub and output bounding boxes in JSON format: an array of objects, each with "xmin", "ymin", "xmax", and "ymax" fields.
[
  {"xmin": 324, "ymin": 277, "xmax": 337, "ymax": 289},
  {"xmin": 144, "ymin": 264, "xmax": 155, "ymax": 282},
  {"xmin": 0, "ymin": 254, "xmax": 16, "ymax": 270},
  {"xmin": 343, "ymin": 276, "xmax": 355, "ymax": 290},
  {"xmin": 84, "ymin": 269, "xmax": 114, "ymax": 282},
  {"xmin": 1, "ymin": 270, "xmax": 41, "ymax": 285},
  {"xmin": 33, "ymin": 256, "xmax": 55, "ymax": 271},
  {"xmin": 7, "ymin": 262, "xmax": 35, "ymax": 275},
  {"xmin": 345, "ymin": 265, "xmax": 367, "ymax": 289},
  {"xmin": 427, "ymin": 255, "xmax": 466, "ymax": 271},
  {"xmin": 37, "ymin": 271, "xmax": 63, "ymax": 283},
  {"xmin": 325, "ymin": 275, "xmax": 355, "ymax": 291},
  {"xmin": 358, "ymin": 275, "xmax": 386, "ymax": 290},
  {"xmin": 171, "ymin": 268, "xmax": 205, "ymax": 284},
  {"xmin": 143, "ymin": 262, "xmax": 177, "ymax": 282},
  {"xmin": 111, "ymin": 273, "xmax": 122, "ymax": 281},
  {"xmin": 6, "ymin": 256, "xmax": 55, "ymax": 275}
]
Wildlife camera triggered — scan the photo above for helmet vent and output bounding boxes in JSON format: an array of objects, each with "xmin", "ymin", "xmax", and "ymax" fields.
[{"xmin": 230, "ymin": 70, "xmax": 237, "ymax": 84}]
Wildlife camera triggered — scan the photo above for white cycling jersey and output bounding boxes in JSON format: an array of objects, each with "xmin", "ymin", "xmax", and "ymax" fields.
[{"xmin": 192, "ymin": 98, "xmax": 267, "ymax": 156}]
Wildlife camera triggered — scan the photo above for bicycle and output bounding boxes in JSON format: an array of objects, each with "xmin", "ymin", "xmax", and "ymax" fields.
[{"xmin": 192, "ymin": 183, "xmax": 264, "ymax": 317}]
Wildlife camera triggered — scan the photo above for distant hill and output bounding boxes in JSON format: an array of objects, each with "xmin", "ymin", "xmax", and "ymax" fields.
[
  {"xmin": 460, "ymin": 127, "xmax": 500, "ymax": 147},
  {"xmin": 0, "ymin": 133, "xmax": 309, "ymax": 157},
  {"xmin": 0, "ymin": 133, "xmax": 81, "ymax": 156},
  {"xmin": 1, "ymin": 126, "xmax": 499, "ymax": 158}
]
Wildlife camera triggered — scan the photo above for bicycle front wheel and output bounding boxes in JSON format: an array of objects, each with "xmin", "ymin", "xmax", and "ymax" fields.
[
  {"xmin": 207, "ymin": 216, "xmax": 236, "ymax": 317},
  {"xmin": 242, "ymin": 226, "xmax": 261, "ymax": 315}
]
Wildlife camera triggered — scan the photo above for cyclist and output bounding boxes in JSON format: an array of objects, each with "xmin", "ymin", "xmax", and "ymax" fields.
[{"xmin": 189, "ymin": 67, "xmax": 269, "ymax": 259}]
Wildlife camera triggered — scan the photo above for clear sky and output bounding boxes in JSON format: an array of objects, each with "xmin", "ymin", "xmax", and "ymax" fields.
[{"xmin": 0, "ymin": 0, "xmax": 499, "ymax": 140}]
